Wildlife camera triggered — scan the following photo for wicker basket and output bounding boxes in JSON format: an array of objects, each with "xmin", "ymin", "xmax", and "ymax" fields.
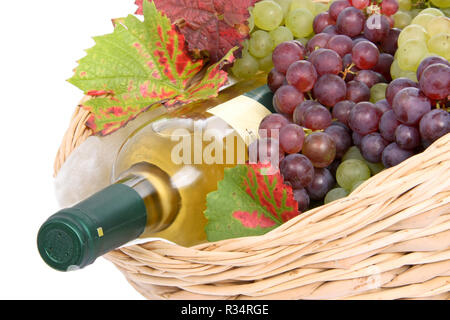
[{"xmin": 53, "ymin": 103, "xmax": 450, "ymax": 300}]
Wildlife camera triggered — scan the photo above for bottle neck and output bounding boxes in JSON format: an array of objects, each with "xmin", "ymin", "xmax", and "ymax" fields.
[
  {"xmin": 116, "ymin": 162, "xmax": 180, "ymax": 234},
  {"xmin": 244, "ymin": 84, "xmax": 275, "ymax": 113},
  {"xmin": 38, "ymin": 162, "xmax": 179, "ymax": 271}
]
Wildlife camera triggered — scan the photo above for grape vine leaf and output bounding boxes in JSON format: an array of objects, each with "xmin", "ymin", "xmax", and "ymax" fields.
[
  {"xmin": 204, "ymin": 163, "xmax": 300, "ymax": 242},
  {"xmin": 69, "ymin": 1, "xmax": 234, "ymax": 136},
  {"xmin": 135, "ymin": 0, "xmax": 256, "ymax": 63}
]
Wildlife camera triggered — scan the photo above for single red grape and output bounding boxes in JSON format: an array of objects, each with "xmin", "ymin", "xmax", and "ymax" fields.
[
  {"xmin": 352, "ymin": 41, "xmax": 380, "ymax": 70},
  {"xmin": 306, "ymin": 33, "xmax": 333, "ymax": 55},
  {"xmin": 392, "ymin": 87, "xmax": 431, "ymax": 125},
  {"xmin": 374, "ymin": 99, "xmax": 392, "ymax": 114},
  {"xmin": 272, "ymin": 41, "xmax": 305, "ymax": 74},
  {"xmin": 381, "ymin": 28, "xmax": 401, "ymax": 55},
  {"xmin": 336, "ymin": 7, "xmax": 365, "ymax": 37},
  {"xmin": 385, "ymin": 77, "xmax": 418, "ymax": 106},
  {"xmin": 326, "ymin": 35, "xmax": 353, "ymax": 58},
  {"xmin": 395, "ymin": 124, "xmax": 421, "ymax": 150},
  {"xmin": 279, "ymin": 124, "xmax": 305, "ymax": 154},
  {"xmin": 280, "ymin": 154, "xmax": 315, "ymax": 188},
  {"xmin": 313, "ymin": 74, "xmax": 347, "ymax": 107},
  {"xmin": 373, "ymin": 53, "xmax": 394, "ymax": 82},
  {"xmin": 302, "ymin": 104, "xmax": 333, "ymax": 130},
  {"xmin": 382, "ymin": 142, "xmax": 414, "ymax": 168},
  {"xmin": 379, "ymin": 110, "xmax": 400, "ymax": 142},
  {"xmin": 302, "ymin": 132, "xmax": 337, "ymax": 168},
  {"xmin": 348, "ymin": 102, "xmax": 381, "ymax": 135},
  {"xmin": 325, "ymin": 124, "xmax": 352, "ymax": 158},
  {"xmin": 312, "ymin": 49, "xmax": 343, "ymax": 76},
  {"xmin": 346, "ymin": 80, "xmax": 371, "ymax": 103},
  {"xmin": 306, "ymin": 168, "xmax": 335, "ymax": 200},
  {"xmin": 364, "ymin": 14, "xmax": 390, "ymax": 43},
  {"xmin": 381, "ymin": 0, "xmax": 399, "ymax": 16},
  {"xmin": 267, "ymin": 68, "xmax": 285, "ymax": 93},
  {"xmin": 286, "ymin": 60, "xmax": 318, "ymax": 93},
  {"xmin": 419, "ymin": 64, "xmax": 450, "ymax": 101},
  {"xmin": 417, "ymin": 56, "xmax": 450, "ymax": 81},
  {"xmin": 332, "ymin": 100, "xmax": 355, "ymax": 126},
  {"xmin": 293, "ymin": 188, "xmax": 310, "ymax": 212},
  {"xmin": 259, "ymin": 113, "xmax": 290, "ymax": 138},
  {"xmin": 419, "ymin": 109, "xmax": 450, "ymax": 147},
  {"xmin": 351, "ymin": 0, "xmax": 370, "ymax": 9},
  {"xmin": 322, "ymin": 25, "xmax": 339, "ymax": 35},
  {"xmin": 293, "ymin": 100, "xmax": 321, "ymax": 125},
  {"xmin": 313, "ymin": 12, "xmax": 335, "ymax": 34},
  {"xmin": 274, "ymin": 85, "xmax": 305, "ymax": 115},
  {"xmin": 329, "ymin": 0, "xmax": 351, "ymax": 21},
  {"xmin": 355, "ymin": 70, "xmax": 385, "ymax": 88},
  {"xmin": 361, "ymin": 133, "xmax": 389, "ymax": 163}
]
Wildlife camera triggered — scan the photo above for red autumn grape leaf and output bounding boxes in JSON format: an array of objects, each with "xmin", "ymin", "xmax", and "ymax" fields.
[
  {"xmin": 68, "ymin": 1, "xmax": 234, "ymax": 136},
  {"xmin": 136, "ymin": 0, "xmax": 256, "ymax": 63},
  {"xmin": 205, "ymin": 163, "xmax": 300, "ymax": 242}
]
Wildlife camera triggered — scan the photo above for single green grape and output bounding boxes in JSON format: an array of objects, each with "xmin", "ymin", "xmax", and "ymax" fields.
[
  {"xmin": 295, "ymin": 37, "xmax": 309, "ymax": 46},
  {"xmin": 248, "ymin": 12, "xmax": 255, "ymax": 33},
  {"xmin": 426, "ymin": 16, "xmax": 450, "ymax": 38},
  {"xmin": 398, "ymin": 0, "xmax": 412, "ymax": 11},
  {"xmin": 420, "ymin": 8, "xmax": 445, "ymax": 17},
  {"xmin": 370, "ymin": 83, "xmax": 388, "ymax": 103},
  {"xmin": 270, "ymin": 26, "xmax": 294, "ymax": 49},
  {"xmin": 342, "ymin": 146, "xmax": 365, "ymax": 163},
  {"xmin": 394, "ymin": 11, "xmax": 412, "ymax": 29},
  {"xmin": 274, "ymin": 0, "xmax": 292, "ymax": 19},
  {"xmin": 258, "ymin": 53, "xmax": 274, "ymax": 72},
  {"xmin": 241, "ymin": 39, "xmax": 249, "ymax": 52},
  {"xmin": 365, "ymin": 161, "xmax": 385, "ymax": 176},
  {"xmin": 336, "ymin": 160, "xmax": 371, "ymax": 191},
  {"xmin": 286, "ymin": 8, "xmax": 314, "ymax": 38},
  {"xmin": 313, "ymin": 2, "xmax": 328, "ymax": 15},
  {"xmin": 324, "ymin": 188, "xmax": 349, "ymax": 204},
  {"xmin": 397, "ymin": 39, "xmax": 429, "ymax": 72},
  {"xmin": 409, "ymin": 9, "xmax": 421, "ymax": 18},
  {"xmin": 398, "ymin": 24, "xmax": 429, "ymax": 48},
  {"xmin": 231, "ymin": 52, "xmax": 259, "ymax": 79},
  {"xmin": 253, "ymin": 0, "xmax": 284, "ymax": 31},
  {"xmin": 350, "ymin": 180, "xmax": 366, "ymax": 193},
  {"xmin": 249, "ymin": 30, "xmax": 274, "ymax": 58},
  {"xmin": 427, "ymin": 33, "xmax": 450, "ymax": 60},
  {"xmin": 290, "ymin": 0, "xmax": 315, "ymax": 13},
  {"xmin": 390, "ymin": 59, "xmax": 402, "ymax": 79},
  {"xmin": 391, "ymin": 58, "xmax": 418, "ymax": 82},
  {"xmin": 411, "ymin": 14, "xmax": 435, "ymax": 29},
  {"xmin": 430, "ymin": 0, "xmax": 450, "ymax": 8},
  {"xmin": 400, "ymin": 70, "xmax": 418, "ymax": 82}
]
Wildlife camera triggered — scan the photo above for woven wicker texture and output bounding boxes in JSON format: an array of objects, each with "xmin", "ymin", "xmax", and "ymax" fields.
[{"xmin": 54, "ymin": 97, "xmax": 450, "ymax": 300}]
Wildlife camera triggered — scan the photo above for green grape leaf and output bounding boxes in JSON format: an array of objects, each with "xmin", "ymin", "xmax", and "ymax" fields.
[
  {"xmin": 205, "ymin": 163, "xmax": 300, "ymax": 242},
  {"xmin": 68, "ymin": 1, "xmax": 234, "ymax": 136}
]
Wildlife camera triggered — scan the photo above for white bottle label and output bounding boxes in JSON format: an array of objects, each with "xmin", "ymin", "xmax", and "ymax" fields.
[{"xmin": 207, "ymin": 95, "xmax": 272, "ymax": 145}]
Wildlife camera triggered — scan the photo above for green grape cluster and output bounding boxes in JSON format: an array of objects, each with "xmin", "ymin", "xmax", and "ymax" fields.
[
  {"xmin": 232, "ymin": 0, "xmax": 322, "ymax": 79},
  {"xmin": 325, "ymin": 147, "xmax": 384, "ymax": 204},
  {"xmin": 391, "ymin": 6, "xmax": 450, "ymax": 80}
]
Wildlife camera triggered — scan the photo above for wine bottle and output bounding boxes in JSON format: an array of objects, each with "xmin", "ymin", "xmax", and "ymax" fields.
[{"xmin": 38, "ymin": 77, "xmax": 274, "ymax": 271}]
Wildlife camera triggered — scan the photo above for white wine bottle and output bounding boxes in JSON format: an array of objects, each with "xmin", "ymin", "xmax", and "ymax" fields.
[{"xmin": 38, "ymin": 76, "xmax": 274, "ymax": 271}]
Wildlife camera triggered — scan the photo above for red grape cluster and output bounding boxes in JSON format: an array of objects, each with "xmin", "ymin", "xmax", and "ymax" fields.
[
  {"xmin": 366, "ymin": 57, "xmax": 450, "ymax": 168},
  {"xmin": 253, "ymin": 0, "xmax": 450, "ymax": 212}
]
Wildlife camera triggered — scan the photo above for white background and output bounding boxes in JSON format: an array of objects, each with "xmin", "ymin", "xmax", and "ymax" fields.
[{"xmin": 0, "ymin": 0, "xmax": 145, "ymax": 299}]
